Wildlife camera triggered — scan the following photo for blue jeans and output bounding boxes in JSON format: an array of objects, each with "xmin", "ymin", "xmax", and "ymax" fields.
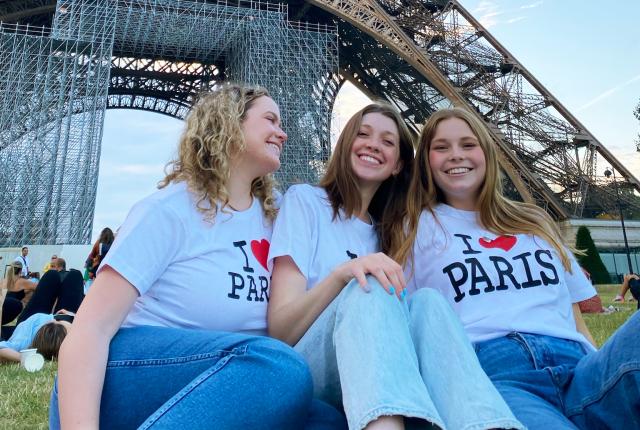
[
  {"xmin": 296, "ymin": 279, "xmax": 523, "ymax": 430},
  {"xmin": 49, "ymin": 326, "xmax": 346, "ymax": 429},
  {"xmin": 474, "ymin": 310, "xmax": 640, "ymax": 430}
]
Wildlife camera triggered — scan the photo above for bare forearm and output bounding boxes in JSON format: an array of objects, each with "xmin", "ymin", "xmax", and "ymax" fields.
[
  {"xmin": 58, "ymin": 326, "xmax": 110, "ymax": 429},
  {"xmin": 0, "ymin": 348, "xmax": 21, "ymax": 362},
  {"xmin": 269, "ymin": 271, "xmax": 345, "ymax": 345}
]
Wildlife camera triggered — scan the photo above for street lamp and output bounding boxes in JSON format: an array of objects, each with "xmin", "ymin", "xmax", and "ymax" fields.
[{"xmin": 604, "ymin": 167, "xmax": 634, "ymax": 274}]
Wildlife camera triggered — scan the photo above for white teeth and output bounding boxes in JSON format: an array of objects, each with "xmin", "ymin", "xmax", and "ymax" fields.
[
  {"xmin": 447, "ymin": 167, "xmax": 471, "ymax": 174},
  {"xmin": 267, "ymin": 143, "xmax": 281, "ymax": 156},
  {"xmin": 359, "ymin": 155, "xmax": 381, "ymax": 165}
]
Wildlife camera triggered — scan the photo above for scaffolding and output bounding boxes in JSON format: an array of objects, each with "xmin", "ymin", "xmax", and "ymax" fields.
[{"xmin": 0, "ymin": 0, "xmax": 338, "ymax": 246}]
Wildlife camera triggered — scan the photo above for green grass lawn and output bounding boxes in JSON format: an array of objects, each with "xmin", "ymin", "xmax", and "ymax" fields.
[{"xmin": 0, "ymin": 285, "xmax": 636, "ymax": 428}]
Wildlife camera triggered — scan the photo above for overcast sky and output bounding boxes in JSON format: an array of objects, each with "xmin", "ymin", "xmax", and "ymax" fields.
[{"xmin": 92, "ymin": 0, "xmax": 640, "ymax": 241}]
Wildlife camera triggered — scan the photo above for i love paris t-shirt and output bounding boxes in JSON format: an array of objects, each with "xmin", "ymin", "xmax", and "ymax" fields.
[
  {"xmin": 269, "ymin": 184, "xmax": 379, "ymax": 290},
  {"xmin": 100, "ymin": 181, "xmax": 273, "ymax": 335},
  {"xmin": 406, "ymin": 203, "xmax": 597, "ymax": 351}
]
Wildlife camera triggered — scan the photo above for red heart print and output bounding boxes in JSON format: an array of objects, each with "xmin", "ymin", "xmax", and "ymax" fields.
[
  {"xmin": 251, "ymin": 239, "xmax": 270, "ymax": 271},
  {"xmin": 478, "ymin": 235, "xmax": 516, "ymax": 251}
]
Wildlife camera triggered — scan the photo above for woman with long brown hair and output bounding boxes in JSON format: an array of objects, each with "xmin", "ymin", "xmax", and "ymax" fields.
[{"xmin": 268, "ymin": 103, "xmax": 520, "ymax": 430}]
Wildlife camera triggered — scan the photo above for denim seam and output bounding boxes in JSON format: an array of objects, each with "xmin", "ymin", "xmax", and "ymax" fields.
[
  {"xmin": 564, "ymin": 361, "xmax": 640, "ymax": 417},
  {"xmin": 356, "ymin": 406, "xmax": 445, "ymax": 430},
  {"xmin": 107, "ymin": 345, "xmax": 248, "ymax": 368},
  {"xmin": 511, "ymin": 332, "xmax": 540, "ymax": 370},
  {"xmin": 459, "ymin": 417, "xmax": 527, "ymax": 430},
  {"xmin": 136, "ymin": 346, "xmax": 246, "ymax": 429}
]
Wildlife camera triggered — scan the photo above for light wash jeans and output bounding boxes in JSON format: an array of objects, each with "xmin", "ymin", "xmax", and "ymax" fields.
[
  {"xmin": 475, "ymin": 310, "xmax": 640, "ymax": 430},
  {"xmin": 49, "ymin": 326, "xmax": 346, "ymax": 429},
  {"xmin": 295, "ymin": 278, "xmax": 523, "ymax": 430}
]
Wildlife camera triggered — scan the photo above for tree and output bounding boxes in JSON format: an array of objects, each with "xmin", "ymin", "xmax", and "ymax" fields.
[{"xmin": 575, "ymin": 226, "xmax": 610, "ymax": 284}]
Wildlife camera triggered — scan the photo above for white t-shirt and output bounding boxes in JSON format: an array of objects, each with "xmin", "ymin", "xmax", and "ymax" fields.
[
  {"xmin": 14, "ymin": 255, "xmax": 30, "ymax": 276},
  {"xmin": 407, "ymin": 204, "xmax": 597, "ymax": 351},
  {"xmin": 101, "ymin": 181, "xmax": 273, "ymax": 335},
  {"xmin": 269, "ymin": 184, "xmax": 378, "ymax": 289}
]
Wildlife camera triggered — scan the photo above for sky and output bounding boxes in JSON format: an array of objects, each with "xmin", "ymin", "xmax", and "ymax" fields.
[{"xmin": 92, "ymin": 0, "xmax": 640, "ymax": 241}]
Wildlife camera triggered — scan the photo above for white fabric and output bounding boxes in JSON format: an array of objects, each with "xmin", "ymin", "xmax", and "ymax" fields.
[
  {"xmin": 406, "ymin": 204, "xmax": 597, "ymax": 351},
  {"xmin": 269, "ymin": 184, "xmax": 378, "ymax": 289},
  {"xmin": 100, "ymin": 181, "xmax": 273, "ymax": 335},
  {"xmin": 14, "ymin": 255, "xmax": 30, "ymax": 276}
]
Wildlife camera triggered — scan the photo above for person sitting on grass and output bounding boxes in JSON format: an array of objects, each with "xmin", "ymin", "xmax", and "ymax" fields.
[
  {"xmin": 0, "ymin": 312, "xmax": 72, "ymax": 362},
  {"xmin": 3, "ymin": 261, "xmax": 37, "ymax": 307},
  {"xmin": 614, "ymin": 273, "xmax": 640, "ymax": 308}
]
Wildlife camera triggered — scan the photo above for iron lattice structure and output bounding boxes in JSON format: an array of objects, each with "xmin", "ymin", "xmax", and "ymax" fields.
[
  {"xmin": 0, "ymin": 0, "xmax": 338, "ymax": 245},
  {"xmin": 1, "ymin": 0, "xmax": 639, "ymax": 245}
]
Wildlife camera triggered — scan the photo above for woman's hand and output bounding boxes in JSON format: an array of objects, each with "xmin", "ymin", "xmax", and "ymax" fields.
[{"xmin": 334, "ymin": 252, "xmax": 406, "ymax": 299}]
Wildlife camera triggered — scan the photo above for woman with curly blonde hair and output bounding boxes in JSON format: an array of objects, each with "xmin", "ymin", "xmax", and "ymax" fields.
[{"xmin": 52, "ymin": 84, "xmax": 345, "ymax": 430}]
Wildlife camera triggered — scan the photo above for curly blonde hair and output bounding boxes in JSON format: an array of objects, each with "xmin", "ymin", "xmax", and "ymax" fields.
[{"xmin": 159, "ymin": 84, "xmax": 278, "ymax": 221}]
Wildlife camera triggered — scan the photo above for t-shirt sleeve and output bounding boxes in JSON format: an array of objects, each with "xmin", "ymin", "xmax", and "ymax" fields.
[
  {"xmin": 99, "ymin": 199, "xmax": 185, "ymax": 295},
  {"xmin": 268, "ymin": 185, "xmax": 316, "ymax": 280},
  {"xmin": 564, "ymin": 249, "xmax": 597, "ymax": 303}
]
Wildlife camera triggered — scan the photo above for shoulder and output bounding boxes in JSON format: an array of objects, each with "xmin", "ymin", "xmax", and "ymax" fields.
[
  {"xmin": 282, "ymin": 184, "xmax": 328, "ymax": 208},
  {"xmin": 132, "ymin": 182, "xmax": 193, "ymax": 222}
]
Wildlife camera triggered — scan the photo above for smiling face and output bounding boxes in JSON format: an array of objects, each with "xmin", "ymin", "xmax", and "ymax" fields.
[
  {"xmin": 349, "ymin": 112, "xmax": 403, "ymax": 191},
  {"xmin": 240, "ymin": 96, "xmax": 287, "ymax": 177},
  {"xmin": 428, "ymin": 117, "xmax": 486, "ymax": 210}
]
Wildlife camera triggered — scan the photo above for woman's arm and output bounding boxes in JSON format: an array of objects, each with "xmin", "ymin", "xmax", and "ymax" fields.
[
  {"xmin": 58, "ymin": 266, "xmax": 138, "ymax": 430},
  {"xmin": 268, "ymin": 253, "xmax": 405, "ymax": 345},
  {"xmin": 0, "ymin": 347, "xmax": 20, "ymax": 362},
  {"xmin": 572, "ymin": 303, "xmax": 596, "ymax": 348}
]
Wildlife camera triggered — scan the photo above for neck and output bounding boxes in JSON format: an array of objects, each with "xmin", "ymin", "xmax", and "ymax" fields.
[
  {"xmin": 446, "ymin": 196, "xmax": 479, "ymax": 212},
  {"xmin": 356, "ymin": 183, "xmax": 378, "ymax": 223},
  {"xmin": 227, "ymin": 162, "xmax": 255, "ymax": 211}
]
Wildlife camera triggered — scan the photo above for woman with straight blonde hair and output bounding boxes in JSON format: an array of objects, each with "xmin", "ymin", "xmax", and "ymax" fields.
[
  {"xmin": 52, "ymin": 84, "xmax": 345, "ymax": 430},
  {"xmin": 399, "ymin": 107, "xmax": 640, "ymax": 429},
  {"xmin": 268, "ymin": 103, "xmax": 521, "ymax": 430}
]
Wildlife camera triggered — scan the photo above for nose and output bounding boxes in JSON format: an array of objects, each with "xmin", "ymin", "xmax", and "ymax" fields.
[
  {"xmin": 365, "ymin": 138, "xmax": 381, "ymax": 152},
  {"xmin": 449, "ymin": 145, "xmax": 464, "ymax": 160},
  {"xmin": 276, "ymin": 126, "xmax": 287, "ymax": 144}
]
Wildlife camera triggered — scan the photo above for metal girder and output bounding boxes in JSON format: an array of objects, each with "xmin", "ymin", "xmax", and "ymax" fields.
[{"xmin": 4, "ymin": 0, "xmax": 639, "ymax": 221}]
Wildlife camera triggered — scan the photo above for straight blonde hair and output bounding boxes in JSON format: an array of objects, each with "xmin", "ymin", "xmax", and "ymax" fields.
[{"xmin": 394, "ymin": 108, "xmax": 573, "ymax": 271}]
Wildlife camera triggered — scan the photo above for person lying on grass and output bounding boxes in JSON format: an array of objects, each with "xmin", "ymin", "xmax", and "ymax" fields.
[{"xmin": 0, "ymin": 311, "xmax": 73, "ymax": 362}]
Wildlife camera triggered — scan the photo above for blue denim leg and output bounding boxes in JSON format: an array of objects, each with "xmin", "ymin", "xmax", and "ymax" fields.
[
  {"xmin": 408, "ymin": 289, "xmax": 523, "ymax": 430},
  {"xmin": 565, "ymin": 311, "xmax": 640, "ymax": 429},
  {"xmin": 296, "ymin": 278, "xmax": 444, "ymax": 430},
  {"xmin": 49, "ymin": 326, "xmax": 327, "ymax": 430},
  {"xmin": 475, "ymin": 333, "xmax": 584, "ymax": 430}
]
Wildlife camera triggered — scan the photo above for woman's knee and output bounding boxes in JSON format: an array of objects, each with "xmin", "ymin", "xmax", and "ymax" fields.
[
  {"xmin": 408, "ymin": 288, "xmax": 449, "ymax": 314},
  {"xmin": 339, "ymin": 276, "xmax": 401, "ymax": 310}
]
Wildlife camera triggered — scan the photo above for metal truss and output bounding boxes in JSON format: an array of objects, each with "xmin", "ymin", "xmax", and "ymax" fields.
[
  {"xmin": 307, "ymin": 0, "xmax": 640, "ymax": 219},
  {"xmin": 0, "ymin": 0, "xmax": 337, "ymax": 246},
  {"xmin": 0, "ymin": 15, "xmax": 113, "ymax": 246},
  {"xmin": 3, "ymin": 0, "xmax": 638, "ymax": 246}
]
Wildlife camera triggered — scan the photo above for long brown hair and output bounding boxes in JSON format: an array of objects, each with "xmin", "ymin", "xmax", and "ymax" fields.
[
  {"xmin": 394, "ymin": 107, "xmax": 572, "ymax": 271},
  {"xmin": 159, "ymin": 84, "xmax": 278, "ymax": 221},
  {"xmin": 320, "ymin": 103, "xmax": 415, "ymax": 253}
]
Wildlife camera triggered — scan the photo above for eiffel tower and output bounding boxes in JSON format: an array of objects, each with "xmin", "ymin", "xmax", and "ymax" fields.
[{"xmin": 1, "ymin": 0, "xmax": 639, "ymax": 246}]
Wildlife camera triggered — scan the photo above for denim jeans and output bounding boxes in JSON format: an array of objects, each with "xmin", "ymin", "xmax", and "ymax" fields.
[
  {"xmin": 474, "ymin": 310, "xmax": 640, "ymax": 430},
  {"xmin": 296, "ymin": 278, "xmax": 523, "ymax": 430},
  {"xmin": 49, "ymin": 326, "xmax": 346, "ymax": 429}
]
